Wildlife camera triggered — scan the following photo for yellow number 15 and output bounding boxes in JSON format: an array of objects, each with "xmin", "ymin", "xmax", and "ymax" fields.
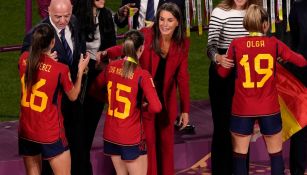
[
  {"xmin": 107, "ymin": 81, "xmax": 132, "ymax": 119},
  {"xmin": 239, "ymin": 54, "xmax": 273, "ymax": 88}
]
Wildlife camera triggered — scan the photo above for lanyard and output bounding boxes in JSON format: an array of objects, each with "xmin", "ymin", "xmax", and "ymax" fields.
[
  {"xmin": 185, "ymin": 0, "xmax": 191, "ymax": 37},
  {"xmin": 197, "ymin": 0, "xmax": 203, "ymax": 35},
  {"xmin": 270, "ymin": 0, "xmax": 276, "ymax": 33},
  {"xmin": 192, "ymin": 0, "xmax": 197, "ymax": 24},
  {"xmin": 277, "ymin": 0, "xmax": 283, "ymax": 21},
  {"xmin": 286, "ymin": 0, "xmax": 291, "ymax": 31}
]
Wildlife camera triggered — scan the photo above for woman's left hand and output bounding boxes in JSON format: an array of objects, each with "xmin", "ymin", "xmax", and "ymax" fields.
[{"xmin": 179, "ymin": 112, "xmax": 189, "ymax": 130}]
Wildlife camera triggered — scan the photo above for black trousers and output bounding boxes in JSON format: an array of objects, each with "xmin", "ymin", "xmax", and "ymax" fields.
[
  {"xmin": 290, "ymin": 126, "xmax": 307, "ymax": 175},
  {"xmin": 209, "ymin": 62, "xmax": 249, "ymax": 175},
  {"xmin": 82, "ymin": 59, "xmax": 105, "ymax": 175}
]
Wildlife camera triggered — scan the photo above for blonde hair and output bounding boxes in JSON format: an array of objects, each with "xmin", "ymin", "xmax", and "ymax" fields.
[
  {"xmin": 243, "ymin": 4, "xmax": 269, "ymax": 33},
  {"xmin": 122, "ymin": 30, "xmax": 144, "ymax": 79},
  {"xmin": 217, "ymin": 0, "xmax": 261, "ymax": 11}
]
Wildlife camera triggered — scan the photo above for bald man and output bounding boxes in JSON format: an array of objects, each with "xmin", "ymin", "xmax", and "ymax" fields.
[{"xmin": 21, "ymin": 0, "xmax": 87, "ymax": 174}]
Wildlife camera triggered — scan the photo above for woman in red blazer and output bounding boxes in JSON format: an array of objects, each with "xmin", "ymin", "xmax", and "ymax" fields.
[{"xmin": 105, "ymin": 3, "xmax": 190, "ymax": 175}]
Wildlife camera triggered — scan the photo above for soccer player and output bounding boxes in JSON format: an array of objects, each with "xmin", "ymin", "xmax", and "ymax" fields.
[
  {"xmin": 217, "ymin": 4, "xmax": 307, "ymax": 175},
  {"xmin": 18, "ymin": 23, "xmax": 89, "ymax": 175},
  {"xmin": 91, "ymin": 30, "xmax": 162, "ymax": 175}
]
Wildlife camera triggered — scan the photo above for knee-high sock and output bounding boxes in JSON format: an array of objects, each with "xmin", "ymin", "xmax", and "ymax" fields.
[
  {"xmin": 269, "ymin": 151, "xmax": 285, "ymax": 175},
  {"xmin": 233, "ymin": 152, "xmax": 248, "ymax": 175}
]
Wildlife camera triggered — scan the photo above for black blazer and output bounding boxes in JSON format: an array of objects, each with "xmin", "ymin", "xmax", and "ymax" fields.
[
  {"xmin": 289, "ymin": 0, "xmax": 307, "ymax": 59},
  {"xmin": 115, "ymin": 0, "xmax": 185, "ymax": 29},
  {"xmin": 96, "ymin": 8, "xmax": 117, "ymax": 51},
  {"xmin": 21, "ymin": 15, "xmax": 85, "ymax": 82},
  {"xmin": 282, "ymin": 0, "xmax": 307, "ymax": 86}
]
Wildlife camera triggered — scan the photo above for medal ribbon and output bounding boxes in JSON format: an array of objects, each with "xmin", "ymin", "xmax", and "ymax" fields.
[
  {"xmin": 197, "ymin": 0, "xmax": 203, "ymax": 35},
  {"xmin": 270, "ymin": 0, "xmax": 276, "ymax": 33},
  {"xmin": 185, "ymin": 0, "xmax": 191, "ymax": 37}
]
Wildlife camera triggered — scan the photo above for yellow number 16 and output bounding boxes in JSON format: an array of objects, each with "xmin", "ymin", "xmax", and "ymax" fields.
[
  {"xmin": 21, "ymin": 75, "xmax": 48, "ymax": 112},
  {"xmin": 239, "ymin": 54, "xmax": 273, "ymax": 88}
]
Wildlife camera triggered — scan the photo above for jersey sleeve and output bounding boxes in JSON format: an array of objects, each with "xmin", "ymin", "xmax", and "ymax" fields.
[
  {"xmin": 106, "ymin": 45, "xmax": 123, "ymax": 60},
  {"xmin": 61, "ymin": 66, "xmax": 74, "ymax": 93},
  {"xmin": 275, "ymin": 37, "xmax": 307, "ymax": 67},
  {"xmin": 141, "ymin": 71, "xmax": 162, "ymax": 113},
  {"xmin": 216, "ymin": 40, "xmax": 234, "ymax": 77}
]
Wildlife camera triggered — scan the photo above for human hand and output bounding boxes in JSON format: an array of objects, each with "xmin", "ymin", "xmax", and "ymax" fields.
[
  {"xmin": 145, "ymin": 20, "xmax": 154, "ymax": 27},
  {"xmin": 48, "ymin": 51, "xmax": 58, "ymax": 61},
  {"xmin": 142, "ymin": 102, "xmax": 148, "ymax": 107},
  {"xmin": 277, "ymin": 57, "xmax": 287, "ymax": 64},
  {"xmin": 216, "ymin": 54, "xmax": 234, "ymax": 69},
  {"xmin": 118, "ymin": 3, "xmax": 137, "ymax": 20},
  {"xmin": 178, "ymin": 113, "xmax": 189, "ymax": 130},
  {"xmin": 96, "ymin": 50, "xmax": 108, "ymax": 64},
  {"xmin": 78, "ymin": 52, "xmax": 90, "ymax": 74}
]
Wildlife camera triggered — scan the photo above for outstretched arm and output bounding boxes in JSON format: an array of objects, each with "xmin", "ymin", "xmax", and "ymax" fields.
[{"xmin": 66, "ymin": 53, "xmax": 90, "ymax": 101}]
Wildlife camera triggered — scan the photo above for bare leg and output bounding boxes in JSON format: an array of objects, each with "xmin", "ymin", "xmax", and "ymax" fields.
[
  {"xmin": 49, "ymin": 150, "xmax": 71, "ymax": 175},
  {"xmin": 126, "ymin": 155, "xmax": 148, "ymax": 175},
  {"xmin": 263, "ymin": 131, "xmax": 283, "ymax": 154},
  {"xmin": 231, "ymin": 132, "xmax": 251, "ymax": 154},
  {"xmin": 23, "ymin": 155, "xmax": 42, "ymax": 175},
  {"xmin": 231, "ymin": 133, "xmax": 251, "ymax": 175},
  {"xmin": 111, "ymin": 155, "xmax": 128, "ymax": 175}
]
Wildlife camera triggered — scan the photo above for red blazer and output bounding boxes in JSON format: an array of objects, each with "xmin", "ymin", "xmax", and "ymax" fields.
[{"xmin": 107, "ymin": 27, "xmax": 190, "ymax": 121}]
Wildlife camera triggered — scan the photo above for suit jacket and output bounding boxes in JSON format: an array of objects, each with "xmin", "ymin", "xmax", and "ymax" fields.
[
  {"xmin": 21, "ymin": 15, "xmax": 85, "ymax": 82},
  {"xmin": 115, "ymin": 0, "xmax": 185, "ymax": 29},
  {"xmin": 107, "ymin": 27, "xmax": 190, "ymax": 121},
  {"xmin": 289, "ymin": 0, "xmax": 307, "ymax": 59},
  {"xmin": 97, "ymin": 8, "xmax": 117, "ymax": 51},
  {"xmin": 283, "ymin": 0, "xmax": 307, "ymax": 86}
]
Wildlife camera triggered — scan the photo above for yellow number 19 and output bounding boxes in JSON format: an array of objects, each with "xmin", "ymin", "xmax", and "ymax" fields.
[{"xmin": 239, "ymin": 54, "xmax": 273, "ymax": 88}]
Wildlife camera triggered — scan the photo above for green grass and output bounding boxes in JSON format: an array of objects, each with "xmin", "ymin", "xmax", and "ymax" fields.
[{"xmin": 0, "ymin": 0, "xmax": 209, "ymax": 121}]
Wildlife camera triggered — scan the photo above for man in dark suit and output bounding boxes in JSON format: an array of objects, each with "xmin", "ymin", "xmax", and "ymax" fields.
[
  {"xmin": 287, "ymin": 0, "xmax": 307, "ymax": 174},
  {"xmin": 115, "ymin": 0, "xmax": 185, "ymax": 29},
  {"xmin": 21, "ymin": 0, "xmax": 87, "ymax": 174}
]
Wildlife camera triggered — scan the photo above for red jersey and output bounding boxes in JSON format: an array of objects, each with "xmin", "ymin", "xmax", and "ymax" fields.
[
  {"xmin": 217, "ymin": 36, "xmax": 307, "ymax": 116},
  {"xmin": 93, "ymin": 59, "xmax": 161, "ymax": 145},
  {"xmin": 18, "ymin": 52, "xmax": 73, "ymax": 143}
]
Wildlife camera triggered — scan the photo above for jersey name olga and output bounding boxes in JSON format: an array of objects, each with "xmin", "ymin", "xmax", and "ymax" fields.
[{"xmin": 246, "ymin": 40, "xmax": 265, "ymax": 48}]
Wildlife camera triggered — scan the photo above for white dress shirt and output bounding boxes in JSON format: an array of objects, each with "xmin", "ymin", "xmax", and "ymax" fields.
[
  {"xmin": 138, "ymin": 0, "xmax": 159, "ymax": 29},
  {"xmin": 49, "ymin": 17, "xmax": 74, "ymax": 54}
]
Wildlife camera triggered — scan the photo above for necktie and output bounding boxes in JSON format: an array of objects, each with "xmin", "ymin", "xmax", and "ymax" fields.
[
  {"xmin": 60, "ymin": 29, "xmax": 73, "ymax": 65},
  {"xmin": 146, "ymin": 0, "xmax": 155, "ymax": 21}
]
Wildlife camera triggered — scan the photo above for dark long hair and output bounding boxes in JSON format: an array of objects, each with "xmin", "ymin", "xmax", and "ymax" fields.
[
  {"xmin": 152, "ymin": 2, "xmax": 185, "ymax": 55},
  {"xmin": 24, "ymin": 23, "xmax": 54, "ymax": 90},
  {"xmin": 122, "ymin": 30, "xmax": 144, "ymax": 79},
  {"xmin": 73, "ymin": 0, "xmax": 114, "ymax": 42},
  {"xmin": 73, "ymin": 0, "xmax": 96, "ymax": 41}
]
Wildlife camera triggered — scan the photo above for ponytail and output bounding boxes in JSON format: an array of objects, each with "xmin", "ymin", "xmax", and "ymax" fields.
[
  {"xmin": 122, "ymin": 30, "xmax": 144, "ymax": 79},
  {"xmin": 24, "ymin": 23, "xmax": 55, "ymax": 90}
]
